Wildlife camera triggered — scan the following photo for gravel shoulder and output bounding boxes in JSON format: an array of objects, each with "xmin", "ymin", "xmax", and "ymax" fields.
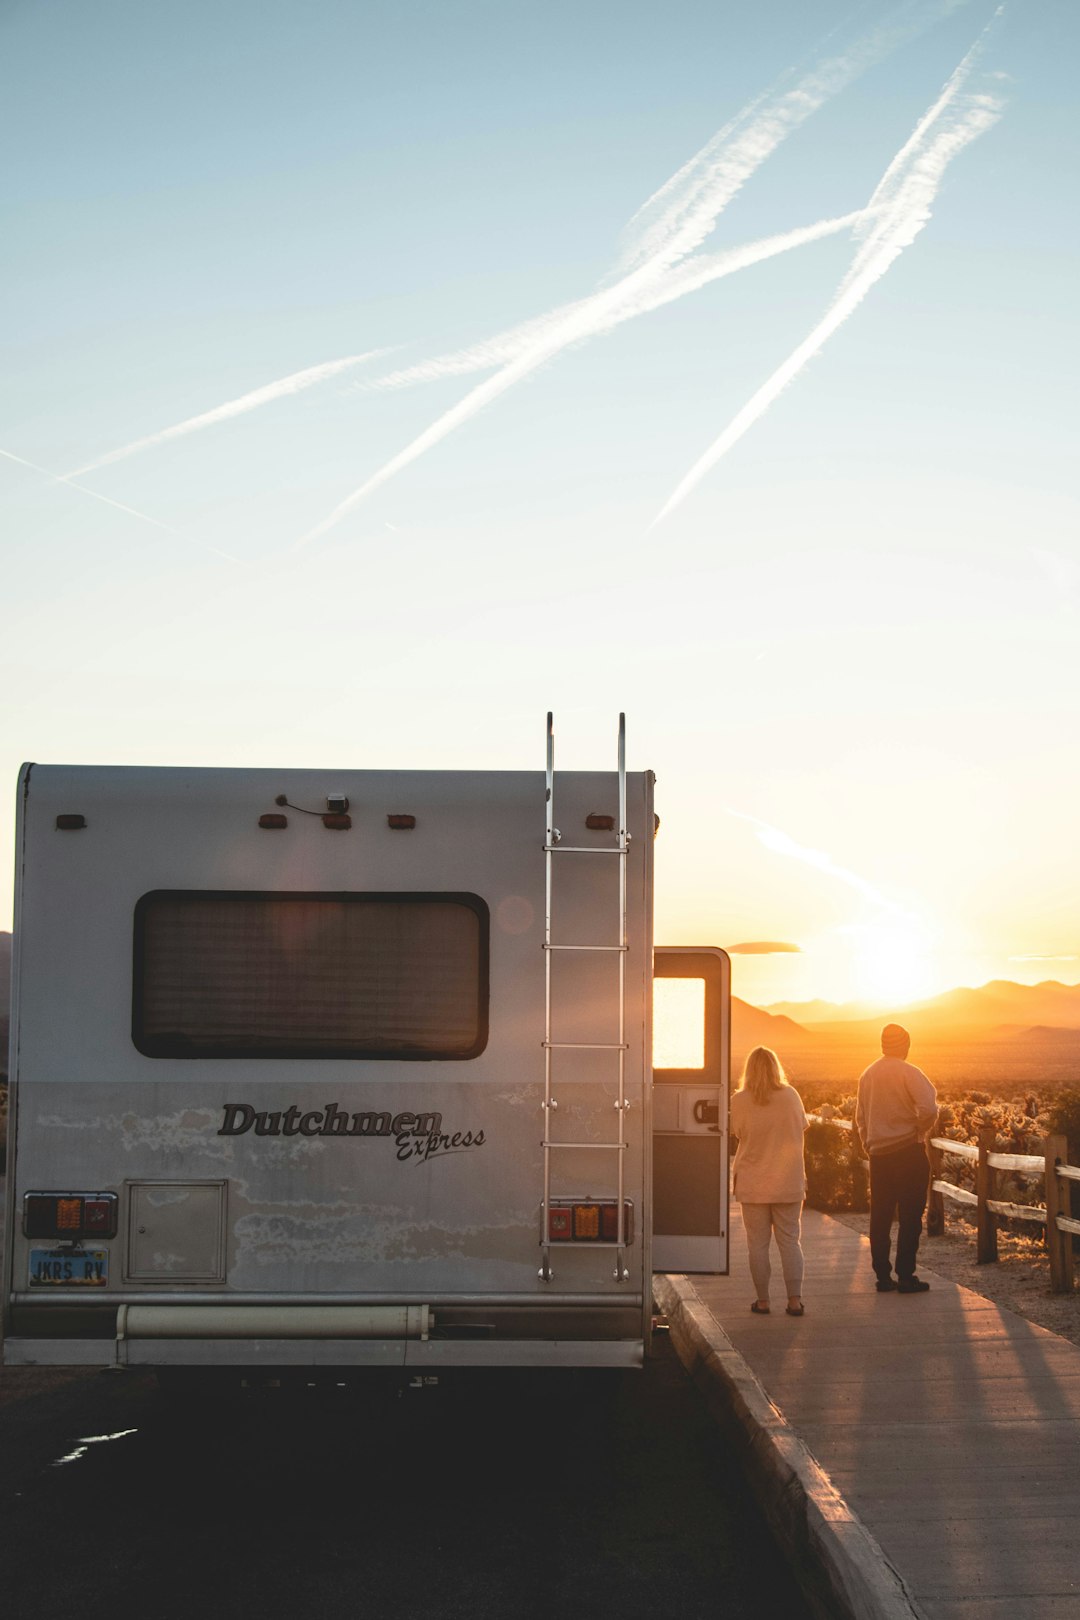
[{"xmin": 829, "ymin": 1208, "xmax": 1080, "ymax": 1346}]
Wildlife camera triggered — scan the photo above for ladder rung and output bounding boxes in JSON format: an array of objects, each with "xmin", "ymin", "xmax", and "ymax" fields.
[
  {"xmin": 544, "ymin": 845, "xmax": 625, "ymax": 855},
  {"xmin": 542, "ymin": 1141, "xmax": 627, "ymax": 1151},
  {"xmin": 542, "ymin": 1042, "xmax": 629, "ymax": 1051},
  {"xmin": 538, "ymin": 1241, "xmax": 628, "ymax": 1252},
  {"xmin": 543, "ymin": 943, "xmax": 627, "ymax": 953}
]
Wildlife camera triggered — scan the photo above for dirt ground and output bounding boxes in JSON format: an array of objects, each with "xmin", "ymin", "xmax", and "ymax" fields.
[{"xmin": 830, "ymin": 1208, "xmax": 1080, "ymax": 1347}]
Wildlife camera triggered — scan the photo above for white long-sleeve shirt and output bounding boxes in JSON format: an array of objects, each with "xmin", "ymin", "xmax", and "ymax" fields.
[{"xmin": 855, "ymin": 1056, "xmax": 938, "ymax": 1157}]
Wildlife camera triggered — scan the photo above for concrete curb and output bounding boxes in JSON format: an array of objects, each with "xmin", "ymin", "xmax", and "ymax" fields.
[{"xmin": 654, "ymin": 1274, "xmax": 927, "ymax": 1620}]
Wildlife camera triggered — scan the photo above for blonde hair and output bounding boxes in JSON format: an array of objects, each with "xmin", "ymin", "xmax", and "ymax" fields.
[{"xmin": 737, "ymin": 1046, "xmax": 788, "ymax": 1105}]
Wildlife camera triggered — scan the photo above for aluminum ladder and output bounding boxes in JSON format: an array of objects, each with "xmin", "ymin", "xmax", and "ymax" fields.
[{"xmin": 540, "ymin": 711, "xmax": 631, "ymax": 1283}]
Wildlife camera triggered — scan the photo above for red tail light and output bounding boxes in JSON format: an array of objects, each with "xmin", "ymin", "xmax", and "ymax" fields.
[{"xmin": 83, "ymin": 1199, "xmax": 114, "ymax": 1233}]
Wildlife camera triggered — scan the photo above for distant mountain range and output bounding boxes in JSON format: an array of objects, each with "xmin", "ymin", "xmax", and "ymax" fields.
[
  {"xmin": 766, "ymin": 979, "xmax": 1080, "ymax": 1041},
  {"xmin": 731, "ymin": 996, "xmax": 809, "ymax": 1051}
]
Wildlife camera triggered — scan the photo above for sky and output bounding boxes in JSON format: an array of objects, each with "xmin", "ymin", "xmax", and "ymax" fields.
[{"xmin": 2, "ymin": 0, "xmax": 1078, "ymax": 1010}]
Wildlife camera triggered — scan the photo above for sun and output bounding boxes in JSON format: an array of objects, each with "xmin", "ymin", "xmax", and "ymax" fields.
[{"xmin": 848, "ymin": 922, "xmax": 937, "ymax": 1007}]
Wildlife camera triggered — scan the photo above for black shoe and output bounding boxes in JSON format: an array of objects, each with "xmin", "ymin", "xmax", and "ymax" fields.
[
  {"xmin": 897, "ymin": 1276, "xmax": 930, "ymax": 1293},
  {"xmin": 875, "ymin": 1277, "xmax": 898, "ymax": 1292}
]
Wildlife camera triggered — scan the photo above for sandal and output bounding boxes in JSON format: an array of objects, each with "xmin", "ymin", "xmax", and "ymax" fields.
[
  {"xmin": 785, "ymin": 1303, "xmax": 805, "ymax": 1317},
  {"xmin": 750, "ymin": 1301, "xmax": 770, "ymax": 1314}
]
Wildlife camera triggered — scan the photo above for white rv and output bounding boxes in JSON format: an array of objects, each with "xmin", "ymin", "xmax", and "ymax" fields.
[{"xmin": 2, "ymin": 719, "xmax": 729, "ymax": 1377}]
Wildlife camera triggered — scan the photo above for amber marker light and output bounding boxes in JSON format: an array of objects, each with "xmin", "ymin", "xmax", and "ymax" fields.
[{"xmin": 572, "ymin": 1205, "xmax": 601, "ymax": 1240}]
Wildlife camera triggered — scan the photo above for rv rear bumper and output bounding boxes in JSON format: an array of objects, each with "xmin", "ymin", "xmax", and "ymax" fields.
[
  {"xmin": 4, "ymin": 1297, "xmax": 646, "ymax": 1369},
  {"xmin": 3, "ymin": 1337, "xmax": 643, "ymax": 1370}
]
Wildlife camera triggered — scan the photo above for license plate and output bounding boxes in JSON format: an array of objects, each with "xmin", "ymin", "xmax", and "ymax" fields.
[{"xmin": 29, "ymin": 1248, "xmax": 109, "ymax": 1287}]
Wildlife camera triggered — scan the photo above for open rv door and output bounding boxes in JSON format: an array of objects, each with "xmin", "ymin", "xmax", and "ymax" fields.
[{"xmin": 652, "ymin": 947, "xmax": 730, "ymax": 1274}]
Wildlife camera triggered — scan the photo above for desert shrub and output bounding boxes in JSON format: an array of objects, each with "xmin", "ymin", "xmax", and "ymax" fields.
[
  {"xmin": 1043, "ymin": 1089, "xmax": 1080, "ymax": 1161},
  {"xmin": 804, "ymin": 1120, "xmax": 868, "ymax": 1212}
]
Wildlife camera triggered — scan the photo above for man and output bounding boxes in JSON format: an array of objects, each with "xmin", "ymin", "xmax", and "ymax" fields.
[{"xmin": 855, "ymin": 1023, "xmax": 938, "ymax": 1294}]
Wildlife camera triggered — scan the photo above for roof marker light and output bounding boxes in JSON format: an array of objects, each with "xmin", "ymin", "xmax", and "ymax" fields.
[
  {"xmin": 258, "ymin": 814, "xmax": 288, "ymax": 829},
  {"xmin": 388, "ymin": 814, "xmax": 416, "ymax": 830},
  {"xmin": 586, "ymin": 813, "xmax": 614, "ymax": 830},
  {"xmin": 56, "ymin": 815, "xmax": 86, "ymax": 831}
]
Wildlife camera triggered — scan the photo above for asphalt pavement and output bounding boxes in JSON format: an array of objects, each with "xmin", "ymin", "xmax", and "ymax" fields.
[{"xmin": 0, "ymin": 1334, "xmax": 812, "ymax": 1620}]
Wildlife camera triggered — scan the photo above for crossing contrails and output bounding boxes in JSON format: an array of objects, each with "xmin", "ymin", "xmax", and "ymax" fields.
[{"xmin": 651, "ymin": 29, "xmax": 1005, "ymax": 527}]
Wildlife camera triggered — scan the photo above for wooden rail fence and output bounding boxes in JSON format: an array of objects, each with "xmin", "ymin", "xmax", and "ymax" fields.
[{"xmin": 807, "ymin": 1111, "xmax": 1079, "ymax": 1294}]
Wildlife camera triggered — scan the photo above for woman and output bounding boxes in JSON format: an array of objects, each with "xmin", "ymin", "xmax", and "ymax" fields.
[{"xmin": 730, "ymin": 1046, "xmax": 809, "ymax": 1317}]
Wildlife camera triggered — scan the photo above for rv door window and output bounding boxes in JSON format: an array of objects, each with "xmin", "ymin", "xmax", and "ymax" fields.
[{"xmin": 132, "ymin": 891, "xmax": 489, "ymax": 1059}]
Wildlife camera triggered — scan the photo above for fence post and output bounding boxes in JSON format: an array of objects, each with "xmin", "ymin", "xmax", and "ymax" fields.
[
  {"xmin": 1044, "ymin": 1133, "xmax": 1074, "ymax": 1295},
  {"xmin": 926, "ymin": 1140, "xmax": 945, "ymax": 1237},
  {"xmin": 976, "ymin": 1124, "xmax": 997, "ymax": 1264}
]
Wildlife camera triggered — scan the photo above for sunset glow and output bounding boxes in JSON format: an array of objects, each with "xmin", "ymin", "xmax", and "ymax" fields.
[
  {"xmin": 840, "ymin": 924, "xmax": 940, "ymax": 1008},
  {"xmin": 1, "ymin": 4, "xmax": 1077, "ymax": 1019}
]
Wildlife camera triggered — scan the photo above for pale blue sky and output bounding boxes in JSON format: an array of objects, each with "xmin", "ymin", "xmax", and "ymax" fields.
[{"xmin": 3, "ymin": 0, "xmax": 1078, "ymax": 1006}]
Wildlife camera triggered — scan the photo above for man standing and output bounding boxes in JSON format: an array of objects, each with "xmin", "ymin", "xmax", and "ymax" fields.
[{"xmin": 855, "ymin": 1024, "xmax": 938, "ymax": 1294}]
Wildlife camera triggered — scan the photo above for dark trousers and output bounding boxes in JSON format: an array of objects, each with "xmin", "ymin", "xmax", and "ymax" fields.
[{"xmin": 869, "ymin": 1142, "xmax": 930, "ymax": 1281}]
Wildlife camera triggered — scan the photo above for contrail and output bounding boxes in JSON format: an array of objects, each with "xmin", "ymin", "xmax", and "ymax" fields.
[
  {"xmin": 614, "ymin": 0, "xmax": 973, "ymax": 278},
  {"xmin": 652, "ymin": 38, "xmax": 1004, "ymax": 526},
  {"xmin": 614, "ymin": 0, "xmax": 953, "ymax": 266},
  {"xmin": 361, "ymin": 211, "xmax": 867, "ymax": 395},
  {"xmin": 0, "ymin": 447, "xmax": 241, "ymax": 562},
  {"xmin": 68, "ymin": 348, "xmax": 391, "ymax": 478},
  {"xmin": 298, "ymin": 1, "xmax": 970, "ymax": 544},
  {"xmin": 842, "ymin": 6, "xmax": 1005, "ymax": 288},
  {"xmin": 730, "ymin": 809, "xmax": 906, "ymax": 915},
  {"xmin": 297, "ymin": 213, "xmax": 865, "ymax": 546}
]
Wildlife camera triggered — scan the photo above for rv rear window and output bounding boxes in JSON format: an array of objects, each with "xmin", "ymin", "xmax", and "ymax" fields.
[{"xmin": 132, "ymin": 891, "xmax": 489, "ymax": 1060}]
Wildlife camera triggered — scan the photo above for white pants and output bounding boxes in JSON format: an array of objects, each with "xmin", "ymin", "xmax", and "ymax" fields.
[{"xmin": 741, "ymin": 1201, "xmax": 804, "ymax": 1299}]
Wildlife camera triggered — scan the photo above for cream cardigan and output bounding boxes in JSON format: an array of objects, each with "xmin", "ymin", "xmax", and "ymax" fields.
[{"xmin": 730, "ymin": 1084, "xmax": 808, "ymax": 1204}]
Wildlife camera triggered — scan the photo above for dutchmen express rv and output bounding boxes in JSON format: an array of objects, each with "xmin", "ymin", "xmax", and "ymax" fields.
[{"xmin": 2, "ymin": 718, "xmax": 729, "ymax": 1379}]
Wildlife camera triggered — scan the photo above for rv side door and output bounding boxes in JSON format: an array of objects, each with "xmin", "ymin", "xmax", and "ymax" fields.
[{"xmin": 651, "ymin": 947, "xmax": 730, "ymax": 1274}]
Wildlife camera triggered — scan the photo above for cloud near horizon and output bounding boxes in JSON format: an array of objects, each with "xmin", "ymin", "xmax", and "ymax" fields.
[{"xmin": 728, "ymin": 941, "xmax": 802, "ymax": 954}]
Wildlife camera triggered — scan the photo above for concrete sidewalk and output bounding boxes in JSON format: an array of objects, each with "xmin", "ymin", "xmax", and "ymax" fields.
[{"xmin": 656, "ymin": 1207, "xmax": 1080, "ymax": 1620}]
